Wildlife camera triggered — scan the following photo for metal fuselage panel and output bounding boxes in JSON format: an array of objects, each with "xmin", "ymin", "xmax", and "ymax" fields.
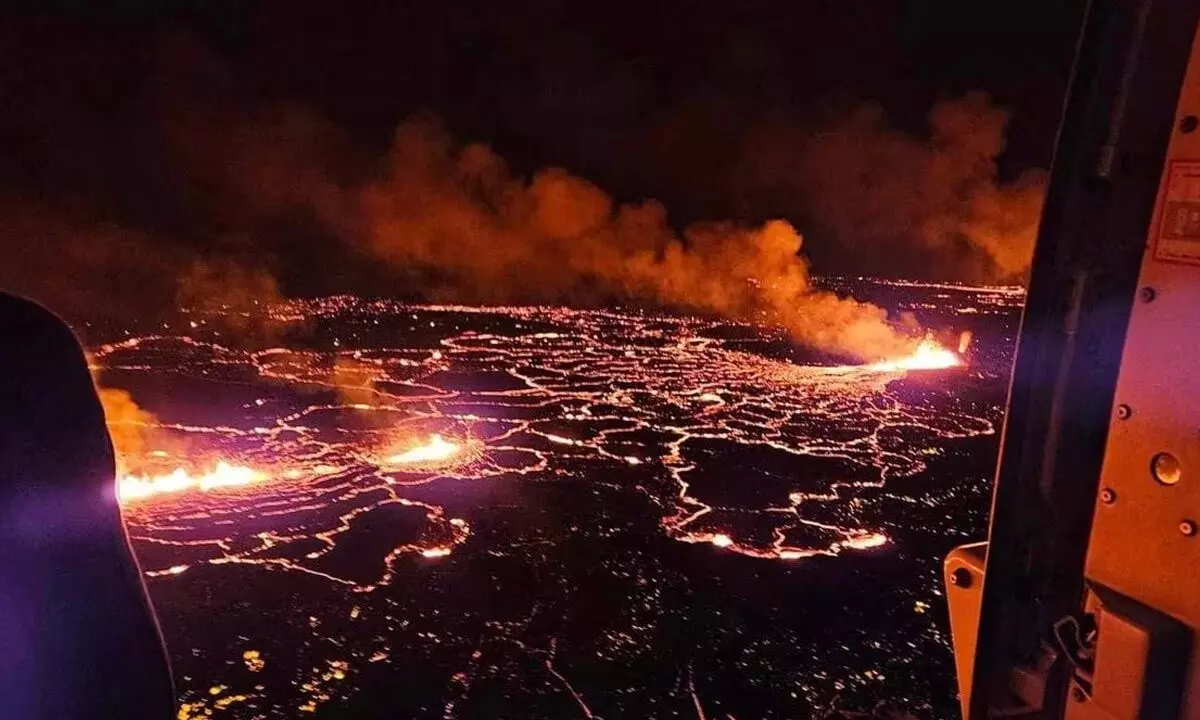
[
  {"xmin": 1087, "ymin": 20, "xmax": 1200, "ymax": 631},
  {"xmin": 1082, "ymin": 19, "xmax": 1200, "ymax": 719}
]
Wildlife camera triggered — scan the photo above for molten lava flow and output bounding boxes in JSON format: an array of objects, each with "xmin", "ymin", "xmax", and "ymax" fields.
[
  {"xmin": 119, "ymin": 461, "xmax": 265, "ymax": 502},
  {"xmin": 958, "ymin": 330, "xmax": 973, "ymax": 354},
  {"xmin": 840, "ymin": 532, "xmax": 889, "ymax": 550},
  {"xmin": 98, "ymin": 297, "xmax": 1001, "ymax": 586},
  {"xmin": 386, "ymin": 434, "xmax": 460, "ymax": 466},
  {"xmin": 867, "ymin": 336, "xmax": 962, "ymax": 372},
  {"xmin": 710, "ymin": 533, "xmax": 734, "ymax": 548}
]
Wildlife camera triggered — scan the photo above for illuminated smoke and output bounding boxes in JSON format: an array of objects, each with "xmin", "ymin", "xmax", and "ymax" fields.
[
  {"xmin": 353, "ymin": 116, "xmax": 922, "ymax": 360},
  {"xmin": 742, "ymin": 93, "xmax": 1046, "ymax": 282},
  {"xmin": 0, "ymin": 199, "xmax": 180, "ymax": 329},
  {"xmin": 1, "ymin": 44, "xmax": 1023, "ymax": 361},
  {"xmin": 330, "ymin": 356, "xmax": 385, "ymax": 407},
  {"xmin": 96, "ymin": 386, "xmax": 159, "ymax": 463},
  {"xmin": 176, "ymin": 258, "xmax": 289, "ymax": 345},
  {"xmin": 96, "ymin": 384, "xmax": 197, "ymax": 475},
  {"xmin": 0, "ymin": 196, "xmax": 288, "ymax": 346}
]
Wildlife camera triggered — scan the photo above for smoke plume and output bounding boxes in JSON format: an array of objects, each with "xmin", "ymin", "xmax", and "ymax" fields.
[
  {"xmin": 739, "ymin": 93, "xmax": 1045, "ymax": 281},
  {"xmin": 0, "ymin": 199, "xmax": 180, "ymax": 331},
  {"xmin": 349, "ymin": 117, "xmax": 920, "ymax": 359},
  {"xmin": 0, "ymin": 32, "xmax": 1040, "ymax": 362},
  {"xmin": 330, "ymin": 356, "xmax": 385, "ymax": 407},
  {"xmin": 176, "ymin": 258, "xmax": 289, "ymax": 345},
  {"xmin": 94, "ymin": 386, "xmax": 195, "ymax": 473},
  {"xmin": 96, "ymin": 387, "xmax": 157, "ymax": 463}
]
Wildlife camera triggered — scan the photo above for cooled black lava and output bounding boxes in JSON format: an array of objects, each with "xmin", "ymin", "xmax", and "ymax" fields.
[{"xmin": 94, "ymin": 279, "xmax": 1022, "ymax": 719}]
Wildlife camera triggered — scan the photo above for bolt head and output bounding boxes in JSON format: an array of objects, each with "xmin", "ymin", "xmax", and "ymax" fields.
[
  {"xmin": 1181, "ymin": 520, "xmax": 1197, "ymax": 537},
  {"xmin": 1100, "ymin": 488, "xmax": 1116, "ymax": 504},
  {"xmin": 1116, "ymin": 404, "xmax": 1132, "ymax": 420},
  {"xmin": 1139, "ymin": 286, "xmax": 1157, "ymax": 303}
]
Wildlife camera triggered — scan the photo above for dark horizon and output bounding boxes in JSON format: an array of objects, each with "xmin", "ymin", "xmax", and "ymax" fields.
[{"xmin": 0, "ymin": 1, "xmax": 1085, "ymax": 331}]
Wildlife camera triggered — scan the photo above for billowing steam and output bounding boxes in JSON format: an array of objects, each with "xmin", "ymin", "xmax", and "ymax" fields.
[
  {"xmin": 176, "ymin": 258, "xmax": 289, "ymax": 345},
  {"xmin": 0, "ymin": 201, "xmax": 289, "ymax": 346},
  {"xmin": 96, "ymin": 384, "xmax": 194, "ymax": 475},
  {"xmin": 349, "ymin": 117, "xmax": 920, "ymax": 359},
  {"xmin": 96, "ymin": 387, "xmax": 158, "ymax": 463},
  {"xmin": 331, "ymin": 356, "xmax": 385, "ymax": 406},
  {"xmin": 0, "ymin": 40, "xmax": 1040, "ymax": 362},
  {"xmin": 740, "ymin": 93, "xmax": 1046, "ymax": 281},
  {"xmin": 0, "ymin": 200, "xmax": 179, "ymax": 330}
]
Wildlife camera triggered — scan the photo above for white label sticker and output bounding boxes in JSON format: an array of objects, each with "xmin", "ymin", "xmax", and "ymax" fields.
[{"xmin": 1155, "ymin": 159, "xmax": 1200, "ymax": 264}]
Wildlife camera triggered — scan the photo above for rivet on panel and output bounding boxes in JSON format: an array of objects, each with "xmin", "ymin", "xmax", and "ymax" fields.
[
  {"xmin": 1139, "ymin": 286, "xmax": 1157, "ymax": 303},
  {"xmin": 1100, "ymin": 488, "xmax": 1116, "ymax": 505},
  {"xmin": 1116, "ymin": 404, "xmax": 1132, "ymax": 420},
  {"xmin": 1180, "ymin": 520, "xmax": 1197, "ymax": 537},
  {"xmin": 1152, "ymin": 452, "xmax": 1182, "ymax": 486},
  {"xmin": 1180, "ymin": 115, "xmax": 1199, "ymax": 134},
  {"xmin": 950, "ymin": 567, "xmax": 973, "ymax": 588}
]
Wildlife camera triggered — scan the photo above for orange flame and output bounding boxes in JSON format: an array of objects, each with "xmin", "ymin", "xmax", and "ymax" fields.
[
  {"xmin": 867, "ymin": 336, "xmax": 962, "ymax": 372},
  {"xmin": 385, "ymin": 434, "xmax": 461, "ymax": 466},
  {"xmin": 840, "ymin": 532, "xmax": 889, "ymax": 550},
  {"xmin": 710, "ymin": 533, "xmax": 734, "ymax": 548},
  {"xmin": 119, "ymin": 461, "xmax": 265, "ymax": 502}
]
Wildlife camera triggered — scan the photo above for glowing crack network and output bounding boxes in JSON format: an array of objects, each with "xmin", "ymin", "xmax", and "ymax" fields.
[{"xmin": 93, "ymin": 285, "xmax": 1017, "ymax": 718}]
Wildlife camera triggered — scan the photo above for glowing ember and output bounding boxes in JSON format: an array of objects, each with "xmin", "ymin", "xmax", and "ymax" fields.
[
  {"xmin": 119, "ymin": 461, "xmax": 265, "ymax": 502},
  {"xmin": 145, "ymin": 564, "xmax": 190, "ymax": 577},
  {"xmin": 385, "ymin": 434, "xmax": 460, "ymax": 466},
  {"xmin": 840, "ymin": 532, "xmax": 890, "ymax": 550},
  {"xmin": 867, "ymin": 336, "xmax": 962, "ymax": 372},
  {"xmin": 958, "ymin": 330, "xmax": 973, "ymax": 354},
  {"xmin": 710, "ymin": 533, "xmax": 734, "ymax": 548},
  {"xmin": 421, "ymin": 547, "xmax": 453, "ymax": 558}
]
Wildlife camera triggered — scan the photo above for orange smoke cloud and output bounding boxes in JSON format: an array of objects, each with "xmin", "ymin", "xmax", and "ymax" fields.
[
  {"xmin": 786, "ymin": 93, "xmax": 1045, "ymax": 282},
  {"xmin": 0, "ymin": 195, "xmax": 289, "ymax": 348},
  {"xmin": 330, "ymin": 356, "xmax": 384, "ymax": 406},
  {"xmin": 96, "ymin": 387, "xmax": 158, "ymax": 463},
  {"xmin": 176, "ymin": 258, "xmax": 289, "ymax": 345},
  {"xmin": 97, "ymin": 384, "xmax": 200, "ymax": 479},
  {"xmin": 0, "ymin": 198, "xmax": 182, "ymax": 331},
  {"xmin": 3, "ymin": 42, "xmax": 1025, "ymax": 363},
  {"xmin": 352, "ymin": 116, "xmax": 920, "ymax": 360}
]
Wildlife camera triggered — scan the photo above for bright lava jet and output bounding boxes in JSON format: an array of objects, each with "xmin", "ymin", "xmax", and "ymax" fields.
[
  {"xmin": 866, "ymin": 336, "xmax": 963, "ymax": 373},
  {"xmin": 385, "ymin": 434, "xmax": 461, "ymax": 467},
  {"xmin": 119, "ymin": 461, "xmax": 265, "ymax": 502}
]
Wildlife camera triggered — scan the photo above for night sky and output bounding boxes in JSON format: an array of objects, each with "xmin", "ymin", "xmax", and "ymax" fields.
[{"xmin": 0, "ymin": 0, "xmax": 1087, "ymax": 323}]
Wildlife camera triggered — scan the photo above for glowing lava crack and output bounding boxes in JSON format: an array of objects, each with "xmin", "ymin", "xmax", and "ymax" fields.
[
  {"xmin": 385, "ymin": 434, "xmax": 465, "ymax": 468},
  {"xmin": 119, "ymin": 462, "xmax": 265, "ymax": 502},
  {"xmin": 99, "ymin": 297, "xmax": 991, "ymax": 587}
]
